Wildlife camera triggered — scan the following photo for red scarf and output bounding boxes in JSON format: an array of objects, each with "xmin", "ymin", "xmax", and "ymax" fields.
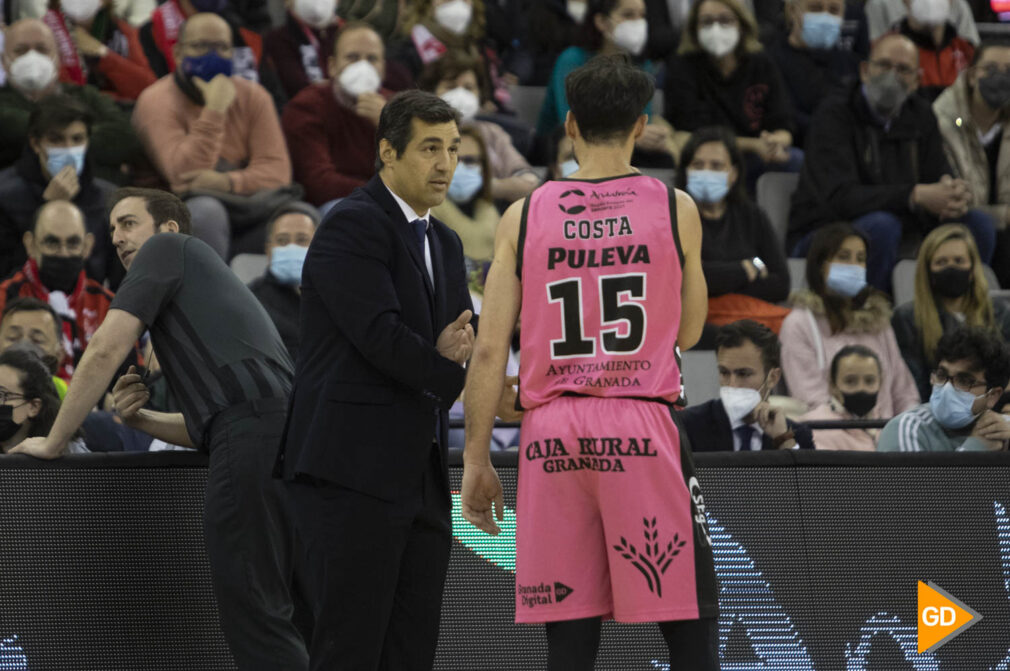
[
  {"xmin": 22, "ymin": 259, "xmax": 86, "ymax": 381},
  {"xmin": 410, "ymin": 24, "xmax": 447, "ymax": 66},
  {"xmin": 151, "ymin": 0, "xmax": 186, "ymax": 72},
  {"xmin": 43, "ymin": 10, "xmax": 86, "ymax": 86}
]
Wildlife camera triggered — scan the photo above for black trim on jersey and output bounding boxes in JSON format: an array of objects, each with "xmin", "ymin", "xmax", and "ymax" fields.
[
  {"xmin": 553, "ymin": 172, "xmax": 642, "ymax": 183},
  {"xmin": 667, "ymin": 186, "xmax": 685, "ymax": 269},
  {"xmin": 515, "ymin": 196, "xmax": 531, "ymax": 280}
]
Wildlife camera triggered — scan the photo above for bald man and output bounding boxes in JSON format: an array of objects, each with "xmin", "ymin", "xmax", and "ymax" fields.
[
  {"xmin": 132, "ymin": 13, "xmax": 292, "ymax": 261},
  {"xmin": 0, "ymin": 200, "xmax": 140, "ymax": 381},
  {"xmin": 0, "ymin": 19, "xmax": 139, "ymax": 183},
  {"xmin": 789, "ymin": 33, "xmax": 995, "ymax": 292}
]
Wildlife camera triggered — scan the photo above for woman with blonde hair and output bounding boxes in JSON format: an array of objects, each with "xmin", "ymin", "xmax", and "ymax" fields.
[
  {"xmin": 892, "ymin": 224, "xmax": 1010, "ymax": 400},
  {"xmin": 664, "ymin": 0, "xmax": 800, "ymax": 189}
]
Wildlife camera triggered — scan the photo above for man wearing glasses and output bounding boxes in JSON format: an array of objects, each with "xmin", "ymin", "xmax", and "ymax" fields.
[
  {"xmin": 132, "ymin": 12, "xmax": 292, "ymax": 260},
  {"xmin": 879, "ymin": 326, "xmax": 1010, "ymax": 451},
  {"xmin": 789, "ymin": 33, "xmax": 995, "ymax": 292}
]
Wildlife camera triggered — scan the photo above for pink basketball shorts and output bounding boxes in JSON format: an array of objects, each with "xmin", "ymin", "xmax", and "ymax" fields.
[{"xmin": 515, "ymin": 396, "xmax": 717, "ymax": 624}]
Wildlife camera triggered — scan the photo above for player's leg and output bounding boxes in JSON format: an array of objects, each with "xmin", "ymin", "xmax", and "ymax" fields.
[
  {"xmin": 658, "ymin": 617, "xmax": 719, "ymax": 670},
  {"xmin": 545, "ymin": 616, "xmax": 602, "ymax": 671}
]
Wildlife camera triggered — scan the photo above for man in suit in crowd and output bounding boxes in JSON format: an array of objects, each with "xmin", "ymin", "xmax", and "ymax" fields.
[
  {"xmin": 683, "ymin": 319, "xmax": 815, "ymax": 451},
  {"xmin": 276, "ymin": 89, "xmax": 475, "ymax": 670}
]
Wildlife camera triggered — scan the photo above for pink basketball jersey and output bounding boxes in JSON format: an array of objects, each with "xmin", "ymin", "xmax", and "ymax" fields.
[{"xmin": 518, "ymin": 174, "xmax": 684, "ymax": 409}]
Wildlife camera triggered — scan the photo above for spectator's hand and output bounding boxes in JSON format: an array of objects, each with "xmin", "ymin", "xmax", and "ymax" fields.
[
  {"xmin": 914, "ymin": 176, "xmax": 968, "ymax": 219},
  {"xmin": 112, "ymin": 365, "xmax": 149, "ymax": 424},
  {"xmin": 43, "ymin": 165, "xmax": 80, "ymax": 201},
  {"xmin": 72, "ymin": 26, "xmax": 107, "ymax": 58},
  {"xmin": 754, "ymin": 402, "xmax": 791, "ymax": 447},
  {"xmin": 180, "ymin": 169, "xmax": 231, "ymax": 193},
  {"xmin": 496, "ymin": 375, "xmax": 523, "ymax": 423},
  {"xmin": 436, "ymin": 309, "xmax": 475, "ymax": 365},
  {"xmin": 970, "ymin": 410, "xmax": 1010, "ymax": 450},
  {"xmin": 741, "ymin": 259, "xmax": 759, "ymax": 282},
  {"xmin": 355, "ymin": 92, "xmax": 386, "ymax": 126},
  {"xmin": 635, "ymin": 124, "xmax": 669, "ymax": 154},
  {"xmin": 193, "ymin": 74, "xmax": 237, "ymax": 113},
  {"xmin": 760, "ymin": 131, "xmax": 790, "ymax": 164},
  {"xmin": 460, "ymin": 461, "xmax": 504, "ymax": 535},
  {"xmin": 7, "ymin": 436, "xmax": 63, "ymax": 459}
]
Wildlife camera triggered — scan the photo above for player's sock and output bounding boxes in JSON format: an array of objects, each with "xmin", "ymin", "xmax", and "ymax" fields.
[
  {"xmin": 545, "ymin": 616, "xmax": 602, "ymax": 671},
  {"xmin": 659, "ymin": 617, "xmax": 719, "ymax": 670}
]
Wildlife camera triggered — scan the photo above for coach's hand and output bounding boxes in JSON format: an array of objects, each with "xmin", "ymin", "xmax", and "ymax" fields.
[
  {"xmin": 461, "ymin": 462, "xmax": 504, "ymax": 535},
  {"xmin": 437, "ymin": 310, "xmax": 475, "ymax": 365},
  {"xmin": 112, "ymin": 365, "xmax": 150, "ymax": 424}
]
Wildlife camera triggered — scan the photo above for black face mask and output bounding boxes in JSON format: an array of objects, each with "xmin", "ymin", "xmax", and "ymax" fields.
[
  {"xmin": 841, "ymin": 391, "xmax": 877, "ymax": 418},
  {"xmin": 0, "ymin": 404, "xmax": 24, "ymax": 443},
  {"xmin": 979, "ymin": 71, "xmax": 1010, "ymax": 110},
  {"xmin": 39, "ymin": 255, "xmax": 84, "ymax": 294},
  {"xmin": 929, "ymin": 267, "xmax": 973, "ymax": 300}
]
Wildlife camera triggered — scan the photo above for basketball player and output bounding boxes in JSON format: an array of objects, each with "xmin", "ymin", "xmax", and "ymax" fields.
[{"xmin": 460, "ymin": 55, "xmax": 719, "ymax": 669}]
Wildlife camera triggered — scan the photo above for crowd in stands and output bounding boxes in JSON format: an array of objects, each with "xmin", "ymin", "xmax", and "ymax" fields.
[{"xmin": 3, "ymin": 0, "xmax": 1010, "ymax": 455}]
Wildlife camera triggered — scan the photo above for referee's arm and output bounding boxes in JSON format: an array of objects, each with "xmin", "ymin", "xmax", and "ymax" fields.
[{"xmin": 9, "ymin": 309, "xmax": 146, "ymax": 458}]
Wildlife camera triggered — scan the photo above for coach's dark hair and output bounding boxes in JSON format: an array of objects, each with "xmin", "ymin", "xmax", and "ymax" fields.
[
  {"xmin": 829, "ymin": 345, "xmax": 882, "ymax": 384},
  {"xmin": 107, "ymin": 187, "xmax": 192, "ymax": 235},
  {"xmin": 564, "ymin": 54, "xmax": 653, "ymax": 145},
  {"xmin": 674, "ymin": 126, "xmax": 747, "ymax": 203},
  {"xmin": 27, "ymin": 94, "xmax": 93, "ymax": 141},
  {"xmin": 715, "ymin": 319, "xmax": 781, "ymax": 373},
  {"xmin": 375, "ymin": 90, "xmax": 460, "ymax": 171},
  {"xmin": 935, "ymin": 326, "xmax": 1010, "ymax": 390},
  {"xmin": 0, "ymin": 346, "xmax": 61, "ymax": 439}
]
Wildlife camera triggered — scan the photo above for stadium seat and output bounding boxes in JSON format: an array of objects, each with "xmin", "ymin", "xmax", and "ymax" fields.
[
  {"xmin": 755, "ymin": 172, "xmax": 800, "ymax": 250},
  {"xmin": 681, "ymin": 349, "xmax": 720, "ymax": 405},
  {"xmin": 230, "ymin": 253, "xmax": 268, "ymax": 284},
  {"xmin": 651, "ymin": 89, "xmax": 664, "ymax": 118},
  {"xmin": 508, "ymin": 86, "xmax": 547, "ymax": 130},
  {"xmin": 640, "ymin": 167, "xmax": 676, "ymax": 184},
  {"xmin": 787, "ymin": 257, "xmax": 807, "ymax": 292}
]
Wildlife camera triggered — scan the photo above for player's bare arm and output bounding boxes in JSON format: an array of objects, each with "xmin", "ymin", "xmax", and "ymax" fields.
[
  {"xmin": 675, "ymin": 189, "xmax": 707, "ymax": 350},
  {"xmin": 461, "ymin": 197, "xmax": 524, "ymax": 535}
]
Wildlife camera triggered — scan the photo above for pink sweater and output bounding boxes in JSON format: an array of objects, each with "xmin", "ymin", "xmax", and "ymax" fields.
[
  {"xmin": 779, "ymin": 290, "xmax": 919, "ymax": 418},
  {"xmin": 132, "ymin": 75, "xmax": 291, "ymax": 195},
  {"xmin": 799, "ymin": 401, "xmax": 879, "ymax": 451}
]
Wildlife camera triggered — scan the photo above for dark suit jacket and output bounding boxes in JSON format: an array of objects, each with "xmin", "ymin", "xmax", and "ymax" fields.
[
  {"xmin": 277, "ymin": 175, "xmax": 473, "ymax": 501},
  {"xmin": 681, "ymin": 399, "xmax": 815, "ymax": 452}
]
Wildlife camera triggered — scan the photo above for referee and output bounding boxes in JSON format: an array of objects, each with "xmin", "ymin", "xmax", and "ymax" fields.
[{"xmin": 12, "ymin": 187, "xmax": 309, "ymax": 670}]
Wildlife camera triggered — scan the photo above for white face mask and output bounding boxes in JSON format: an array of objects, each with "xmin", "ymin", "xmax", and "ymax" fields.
[
  {"xmin": 909, "ymin": 0, "xmax": 949, "ymax": 26},
  {"xmin": 338, "ymin": 59, "xmax": 381, "ymax": 97},
  {"xmin": 719, "ymin": 385, "xmax": 763, "ymax": 423},
  {"xmin": 9, "ymin": 50, "xmax": 57, "ymax": 93},
  {"xmin": 293, "ymin": 0, "xmax": 336, "ymax": 29},
  {"xmin": 440, "ymin": 86, "xmax": 480, "ymax": 120},
  {"xmin": 698, "ymin": 24, "xmax": 739, "ymax": 58},
  {"xmin": 612, "ymin": 18, "xmax": 648, "ymax": 56},
  {"xmin": 434, "ymin": 0, "xmax": 473, "ymax": 35},
  {"xmin": 566, "ymin": 0, "xmax": 588, "ymax": 23},
  {"xmin": 62, "ymin": 0, "xmax": 102, "ymax": 23}
]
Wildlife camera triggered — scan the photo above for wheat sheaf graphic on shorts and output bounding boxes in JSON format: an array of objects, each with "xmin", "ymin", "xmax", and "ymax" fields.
[{"xmin": 613, "ymin": 517, "xmax": 686, "ymax": 597}]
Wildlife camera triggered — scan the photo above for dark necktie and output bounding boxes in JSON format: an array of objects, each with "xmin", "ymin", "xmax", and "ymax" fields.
[
  {"xmin": 411, "ymin": 218, "xmax": 427, "ymax": 255},
  {"xmin": 735, "ymin": 425, "xmax": 756, "ymax": 452}
]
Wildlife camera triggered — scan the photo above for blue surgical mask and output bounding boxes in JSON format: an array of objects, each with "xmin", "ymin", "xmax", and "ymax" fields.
[
  {"xmin": 270, "ymin": 244, "xmax": 308, "ymax": 286},
  {"xmin": 448, "ymin": 162, "xmax": 483, "ymax": 204},
  {"xmin": 826, "ymin": 263, "xmax": 866, "ymax": 297},
  {"xmin": 182, "ymin": 51, "xmax": 233, "ymax": 82},
  {"xmin": 801, "ymin": 12, "xmax": 842, "ymax": 50},
  {"xmin": 559, "ymin": 158, "xmax": 579, "ymax": 177},
  {"xmin": 929, "ymin": 381, "xmax": 984, "ymax": 429},
  {"xmin": 686, "ymin": 170, "xmax": 730, "ymax": 204},
  {"xmin": 46, "ymin": 144, "xmax": 86, "ymax": 177}
]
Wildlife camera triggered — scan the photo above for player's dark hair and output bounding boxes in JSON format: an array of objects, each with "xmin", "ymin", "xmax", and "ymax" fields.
[
  {"xmin": 564, "ymin": 54, "xmax": 654, "ymax": 145},
  {"xmin": 935, "ymin": 326, "xmax": 1010, "ymax": 390},
  {"xmin": 829, "ymin": 345, "xmax": 882, "ymax": 384},
  {"xmin": 27, "ymin": 94, "xmax": 93, "ymax": 140},
  {"xmin": 715, "ymin": 319, "xmax": 781, "ymax": 372},
  {"xmin": 107, "ymin": 188, "xmax": 192, "ymax": 235},
  {"xmin": 375, "ymin": 90, "xmax": 460, "ymax": 171}
]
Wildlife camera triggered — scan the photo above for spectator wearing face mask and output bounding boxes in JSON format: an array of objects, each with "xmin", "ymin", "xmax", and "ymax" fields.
[
  {"xmin": 0, "ymin": 95, "xmax": 121, "ymax": 285},
  {"xmin": 431, "ymin": 124, "xmax": 499, "ymax": 271},
  {"xmin": 282, "ymin": 22, "xmax": 392, "ymax": 209},
  {"xmin": 666, "ymin": 0, "xmax": 800, "ymax": 190},
  {"xmin": 878, "ymin": 325, "xmax": 1010, "ymax": 451},
  {"xmin": 0, "ymin": 19, "xmax": 140, "ymax": 185},
  {"xmin": 799, "ymin": 345, "xmax": 884, "ymax": 450},
  {"xmin": 780, "ymin": 222, "xmax": 920, "ymax": 413},
  {"xmin": 864, "ymin": 0, "xmax": 979, "ymax": 46},
  {"xmin": 419, "ymin": 52, "xmax": 538, "ymax": 202},
  {"xmin": 768, "ymin": 0, "xmax": 859, "ymax": 145},
  {"xmin": 263, "ymin": 0, "xmax": 339, "ymax": 100},
  {"xmin": 248, "ymin": 202, "xmax": 319, "ymax": 363},
  {"xmin": 132, "ymin": 13, "xmax": 293, "ymax": 260},
  {"xmin": 675, "ymin": 127, "xmax": 790, "ymax": 345},
  {"xmin": 933, "ymin": 41, "xmax": 1010, "ymax": 288},
  {"xmin": 538, "ymin": 0, "xmax": 678, "ymax": 166},
  {"xmin": 682, "ymin": 319, "xmax": 815, "ymax": 451},
  {"xmin": 892, "ymin": 224, "xmax": 1010, "ymax": 400},
  {"xmin": 789, "ymin": 34, "xmax": 994, "ymax": 292},
  {"xmin": 884, "ymin": 0, "xmax": 973, "ymax": 102},
  {"xmin": 44, "ymin": 0, "xmax": 156, "ymax": 102}
]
